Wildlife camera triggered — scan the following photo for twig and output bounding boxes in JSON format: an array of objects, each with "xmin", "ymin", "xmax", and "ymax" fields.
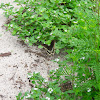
[{"xmin": 0, "ymin": 52, "xmax": 11, "ymax": 57}]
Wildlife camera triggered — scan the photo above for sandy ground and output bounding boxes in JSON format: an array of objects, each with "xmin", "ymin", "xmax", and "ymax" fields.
[{"xmin": 0, "ymin": 1, "xmax": 58, "ymax": 100}]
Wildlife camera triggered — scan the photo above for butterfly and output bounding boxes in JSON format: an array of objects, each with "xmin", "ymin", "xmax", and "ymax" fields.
[{"xmin": 41, "ymin": 40, "xmax": 55, "ymax": 55}]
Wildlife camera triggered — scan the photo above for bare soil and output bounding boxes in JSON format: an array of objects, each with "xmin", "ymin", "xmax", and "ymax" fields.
[{"xmin": 0, "ymin": 1, "xmax": 59, "ymax": 100}]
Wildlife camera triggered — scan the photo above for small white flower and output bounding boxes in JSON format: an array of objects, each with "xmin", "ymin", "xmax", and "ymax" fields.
[
  {"xmin": 35, "ymin": 72, "xmax": 39, "ymax": 74},
  {"xmin": 46, "ymin": 97, "xmax": 50, "ymax": 100},
  {"xmin": 40, "ymin": 10, "xmax": 43, "ymax": 12},
  {"xmin": 78, "ymin": 4, "xmax": 80, "ymax": 6},
  {"xmin": 44, "ymin": 42, "xmax": 45, "ymax": 44},
  {"xmin": 31, "ymin": 15, "xmax": 35, "ymax": 18},
  {"xmin": 16, "ymin": 32, "xmax": 19, "ymax": 34},
  {"xmin": 27, "ymin": 74, "xmax": 32, "ymax": 78},
  {"xmin": 78, "ymin": 66, "xmax": 80, "ymax": 68},
  {"xmin": 48, "ymin": 88, "xmax": 53, "ymax": 93},
  {"xmin": 58, "ymin": 99, "xmax": 61, "ymax": 100},
  {"xmin": 55, "ymin": 58, "xmax": 60, "ymax": 62},
  {"xmin": 50, "ymin": 22, "xmax": 52, "ymax": 24},
  {"xmin": 70, "ymin": 0, "xmax": 71, "ymax": 1},
  {"xmin": 81, "ymin": 19, "xmax": 84, "ymax": 21},
  {"xmin": 74, "ymin": 83, "xmax": 77, "ymax": 87},
  {"xmin": 83, "ymin": 73, "xmax": 85, "ymax": 76},
  {"xmin": 87, "ymin": 88, "xmax": 91, "ymax": 92},
  {"xmin": 64, "ymin": 11, "xmax": 67, "ymax": 13},
  {"xmin": 25, "ymin": 39, "xmax": 29, "ymax": 43},
  {"xmin": 54, "ymin": 11, "xmax": 56, "ymax": 13},
  {"xmin": 33, "ymin": 88, "xmax": 38, "ymax": 90},
  {"xmin": 37, "ymin": 36, "xmax": 40, "ymax": 39},
  {"xmin": 73, "ymin": 21, "xmax": 78, "ymax": 24},
  {"xmin": 25, "ymin": 94, "xmax": 31, "ymax": 98},
  {"xmin": 15, "ymin": 9, "xmax": 19, "ymax": 12},
  {"xmin": 43, "ymin": 28, "xmax": 45, "ymax": 30},
  {"xmin": 82, "ymin": 57, "xmax": 85, "ymax": 60},
  {"xmin": 25, "ymin": 23, "xmax": 28, "ymax": 25},
  {"xmin": 44, "ymin": 80, "xmax": 48, "ymax": 82},
  {"xmin": 54, "ymin": 15, "xmax": 56, "ymax": 17},
  {"xmin": 80, "ymin": 57, "xmax": 85, "ymax": 60},
  {"xmin": 28, "ymin": 8, "xmax": 31, "ymax": 11},
  {"xmin": 10, "ymin": 24, "xmax": 13, "ymax": 27},
  {"xmin": 93, "ymin": 5, "xmax": 95, "ymax": 7},
  {"xmin": 55, "ymin": 68, "xmax": 59, "ymax": 71},
  {"xmin": 65, "ymin": 30, "xmax": 67, "ymax": 32},
  {"xmin": 50, "ymin": 32, "xmax": 53, "ymax": 35},
  {"xmin": 39, "ymin": 32, "xmax": 42, "ymax": 35},
  {"xmin": 38, "ymin": 2, "xmax": 41, "ymax": 4},
  {"xmin": 85, "ymin": 2, "xmax": 87, "ymax": 4}
]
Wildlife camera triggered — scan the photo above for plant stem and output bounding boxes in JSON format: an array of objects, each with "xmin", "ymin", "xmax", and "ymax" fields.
[
  {"xmin": 97, "ymin": 0, "xmax": 99, "ymax": 32},
  {"xmin": 95, "ymin": 0, "xmax": 99, "ymax": 62}
]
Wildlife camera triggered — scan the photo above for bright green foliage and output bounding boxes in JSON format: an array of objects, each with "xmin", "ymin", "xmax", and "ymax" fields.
[
  {"xmin": 62, "ymin": 0, "xmax": 100, "ymax": 99},
  {"xmin": 0, "ymin": 0, "xmax": 100, "ymax": 100},
  {"xmin": 17, "ymin": 70, "xmax": 73, "ymax": 100},
  {"xmin": 0, "ymin": 0, "xmax": 77, "ymax": 51}
]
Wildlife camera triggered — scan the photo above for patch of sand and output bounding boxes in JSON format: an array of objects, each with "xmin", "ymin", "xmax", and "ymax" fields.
[{"xmin": 0, "ymin": 0, "xmax": 58, "ymax": 100}]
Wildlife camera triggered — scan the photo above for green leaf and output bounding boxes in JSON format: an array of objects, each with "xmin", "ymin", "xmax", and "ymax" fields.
[
  {"xmin": 29, "ymin": 42, "xmax": 33, "ymax": 46},
  {"xmin": 45, "ymin": 40, "xmax": 51, "ymax": 45},
  {"xmin": 12, "ymin": 30, "xmax": 17, "ymax": 36},
  {"xmin": 55, "ymin": 49, "xmax": 60, "ymax": 54},
  {"xmin": 16, "ymin": 92, "xmax": 24, "ymax": 100},
  {"xmin": 67, "ymin": 90, "xmax": 74, "ymax": 93},
  {"xmin": 50, "ymin": 0, "xmax": 54, "ymax": 3},
  {"xmin": 61, "ymin": 38, "xmax": 67, "ymax": 43},
  {"xmin": 43, "ymin": 13, "xmax": 48, "ymax": 19},
  {"xmin": 22, "ymin": 12, "xmax": 27, "ymax": 17},
  {"xmin": 38, "ymin": 45, "xmax": 43, "ymax": 48}
]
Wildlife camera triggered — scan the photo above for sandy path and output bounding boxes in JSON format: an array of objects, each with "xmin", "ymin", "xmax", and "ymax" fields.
[{"xmin": 0, "ymin": 1, "xmax": 58, "ymax": 100}]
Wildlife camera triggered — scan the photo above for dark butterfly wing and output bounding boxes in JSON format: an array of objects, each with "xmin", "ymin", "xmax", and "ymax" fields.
[
  {"xmin": 42, "ymin": 40, "xmax": 55, "ymax": 51},
  {"xmin": 42, "ymin": 40, "xmax": 55, "ymax": 55},
  {"xmin": 46, "ymin": 48, "xmax": 55, "ymax": 55}
]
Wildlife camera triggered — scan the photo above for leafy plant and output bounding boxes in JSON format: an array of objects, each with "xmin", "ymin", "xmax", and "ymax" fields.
[
  {"xmin": 61, "ymin": 0, "xmax": 100, "ymax": 99},
  {"xmin": 0, "ymin": 0, "xmax": 100, "ymax": 100},
  {"xmin": 0, "ymin": 0, "xmax": 78, "ymax": 54},
  {"xmin": 16, "ymin": 69, "xmax": 74, "ymax": 100}
]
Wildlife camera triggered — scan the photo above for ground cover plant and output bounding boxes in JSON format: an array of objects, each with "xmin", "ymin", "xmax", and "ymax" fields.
[
  {"xmin": 0, "ymin": 0, "xmax": 100, "ymax": 100},
  {"xmin": 0, "ymin": 0, "xmax": 78, "ymax": 54}
]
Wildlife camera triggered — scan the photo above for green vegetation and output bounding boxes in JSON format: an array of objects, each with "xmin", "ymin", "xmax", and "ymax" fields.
[{"xmin": 0, "ymin": 0, "xmax": 100, "ymax": 100}]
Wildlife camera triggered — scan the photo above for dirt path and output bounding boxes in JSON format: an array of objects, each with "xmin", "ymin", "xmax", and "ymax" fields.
[{"xmin": 0, "ymin": 1, "xmax": 58, "ymax": 100}]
